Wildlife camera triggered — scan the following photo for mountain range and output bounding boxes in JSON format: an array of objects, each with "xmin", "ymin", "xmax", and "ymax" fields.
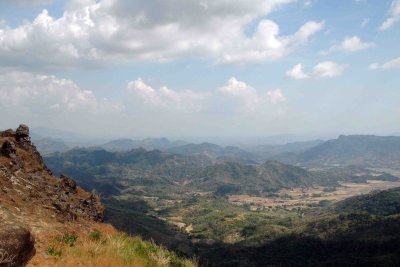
[
  {"xmin": 275, "ymin": 135, "xmax": 400, "ymax": 167},
  {"xmin": 3, "ymin": 125, "xmax": 400, "ymax": 266}
]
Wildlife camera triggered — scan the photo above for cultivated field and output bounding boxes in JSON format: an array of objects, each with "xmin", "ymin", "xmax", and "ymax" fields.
[{"xmin": 229, "ymin": 180, "xmax": 400, "ymax": 210}]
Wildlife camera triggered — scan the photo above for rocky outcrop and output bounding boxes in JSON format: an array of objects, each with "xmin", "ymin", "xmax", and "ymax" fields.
[
  {"xmin": 0, "ymin": 224, "xmax": 35, "ymax": 267},
  {"xmin": 0, "ymin": 124, "xmax": 105, "ymax": 223},
  {"xmin": 78, "ymin": 193, "xmax": 105, "ymax": 222},
  {"xmin": 55, "ymin": 175, "xmax": 104, "ymax": 222},
  {"xmin": 15, "ymin": 124, "xmax": 30, "ymax": 144},
  {"xmin": 0, "ymin": 125, "xmax": 105, "ymax": 263},
  {"xmin": 0, "ymin": 124, "xmax": 109, "ymax": 267},
  {"xmin": 60, "ymin": 174, "xmax": 78, "ymax": 194}
]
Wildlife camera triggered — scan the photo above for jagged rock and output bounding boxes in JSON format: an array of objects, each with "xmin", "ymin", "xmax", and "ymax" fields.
[
  {"xmin": 0, "ymin": 123, "xmax": 105, "ymax": 243},
  {"xmin": 15, "ymin": 125, "xmax": 30, "ymax": 144},
  {"xmin": 79, "ymin": 193, "xmax": 104, "ymax": 222},
  {"xmin": 60, "ymin": 174, "xmax": 77, "ymax": 194},
  {"xmin": 1, "ymin": 141, "xmax": 16, "ymax": 158},
  {"xmin": 16, "ymin": 125, "xmax": 29, "ymax": 138},
  {"xmin": 0, "ymin": 224, "xmax": 35, "ymax": 267}
]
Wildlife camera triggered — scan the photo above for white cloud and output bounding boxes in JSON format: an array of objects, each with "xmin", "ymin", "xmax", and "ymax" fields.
[
  {"xmin": 127, "ymin": 78, "xmax": 206, "ymax": 112},
  {"xmin": 218, "ymin": 78, "xmax": 285, "ymax": 111},
  {"xmin": 286, "ymin": 64, "xmax": 309, "ymax": 79},
  {"xmin": 312, "ymin": 61, "xmax": 347, "ymax": 78},
  {"xmin": 0, "ymin": 0, "xmax": 325, "ymax": 69},
  {"xmin": 321, "ymin": 36, "xmax": 375, "ymax": 54},
  {"xmin": 369, "ymin": 57, "xmax": 400, "ymax": 70},
  {"xmin": 382, "ymin": 58, "xmax": 400, "ymax": 69},
  {"xmin": 287, "ymin": 61, "xmax": 347, "ymax": 79},
  {"xmin": 380, "ymin": 0, "xmax": 400, "ymax": 30},
  {"xmin": 219, "ymin": 78, "xmax": 261, "ymax": 111},
  {"xmin": 221, "ymin": 20, "xmax": 324, "ymax": 64},
  {"xmin": 0, "ymin": 70, "xmax": 121, "ymax": 115}
]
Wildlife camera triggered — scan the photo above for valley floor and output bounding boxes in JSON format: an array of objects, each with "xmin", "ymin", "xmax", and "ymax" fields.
[{"xmin": 229, "ymin": 180, "xmax": 400, "ymax": 211}]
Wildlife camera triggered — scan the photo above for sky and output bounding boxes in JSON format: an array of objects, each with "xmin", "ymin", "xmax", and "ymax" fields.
[{"xmin": 0, "ymin": 0, "xmax": 399, "ymax": 140}]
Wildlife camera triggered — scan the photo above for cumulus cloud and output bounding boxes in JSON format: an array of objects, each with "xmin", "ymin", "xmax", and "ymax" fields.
[
  {"xmin": 218, "ymin": 78, "xmax": 285, "ymax": 112},
  {"xmin": 220, "ymin": 20, "xmax": 324, "ymax": 64},
  {"xmin": 127, "ymin": 78, "xmax": 206, "ymax": 112},
  {"xmin": 380, "ymin": 0, "xmax": 400, "ymax": 30},
  {"xmin": 321, "ymin": 36, "xmax": 375, "ymax": 54},
  {"xmin": 369, "ymin": 57, "xmax": 400, "ymax": 70},
  {"xmin": 287, "ymin": 61, "xmax": 347, "ymax": 79},
  {"xmin": 0, "ymin": 0, "xmax": 324, "ymax": 69},
  {"xmin": 286, "ymin": 64, "xmax": 309, "ymax": 79},
  {"xmin": 0, "ymin": 70, "xmax": 121, "ymax": 114}
]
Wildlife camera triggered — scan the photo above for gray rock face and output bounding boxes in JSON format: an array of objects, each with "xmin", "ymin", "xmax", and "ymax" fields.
[{"xmin": 0, "ymin": 224, "xmax": 35, "ymax": 267}]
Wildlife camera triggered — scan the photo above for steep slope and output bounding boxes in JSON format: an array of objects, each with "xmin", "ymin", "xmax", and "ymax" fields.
[
  {"xmin": 0, "ymin": 125, "xmax": 104, "ymax": 265},
  {"xmin": 0, "ymin": 125, "xmax": 197, "ymax": 267},
  {"xmin": 276, "ymin": 135, "xmax": 400, "ymax": 167}
]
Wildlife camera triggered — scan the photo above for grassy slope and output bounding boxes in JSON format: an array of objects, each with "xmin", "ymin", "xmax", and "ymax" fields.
[{"xmin": 28, "ymin": 224, "xmax": 197, "ymax": 267}]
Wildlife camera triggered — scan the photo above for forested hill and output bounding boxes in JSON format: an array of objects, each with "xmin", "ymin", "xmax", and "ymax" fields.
[{"xmin": 274, "ymin": 135, "xmax": 400, "ymax": 167}]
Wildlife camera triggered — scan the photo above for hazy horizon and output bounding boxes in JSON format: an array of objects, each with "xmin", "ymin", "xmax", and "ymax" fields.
[
  {"xmin": 0, "ymin": 0, "xmax": 399, "ymax": 138},
  {"xmin": 17, "ymin": 125, "xmax": 399, "ymax": 147}
]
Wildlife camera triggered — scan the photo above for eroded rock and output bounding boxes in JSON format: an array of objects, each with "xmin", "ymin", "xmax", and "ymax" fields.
[{"xmin": 15, "ymin": 125, "xmax": 31, "ymax": 150}]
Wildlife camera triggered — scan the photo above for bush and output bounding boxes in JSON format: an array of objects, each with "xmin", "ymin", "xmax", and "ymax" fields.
[
  {"xmin": 46, "ymin": 245, "xmax": 62, "ymax": 257},
  {"xmin": 56, "ymin": 233, "xmax": 78, "ymax": 247},
  {"xmin": 89, "ymin": 230, "xmax": 102, "ymax": 241}
]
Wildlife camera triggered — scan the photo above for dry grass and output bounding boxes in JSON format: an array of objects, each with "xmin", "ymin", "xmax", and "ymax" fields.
[{"xmin": 28, "ymin": 224, "xmax": 197, "ymax": 267}]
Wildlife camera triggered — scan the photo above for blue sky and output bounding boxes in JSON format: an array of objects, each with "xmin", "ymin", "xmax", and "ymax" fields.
[{"xmin": 0, "ymin": 0, "xmax": 399, "ymax": 140}]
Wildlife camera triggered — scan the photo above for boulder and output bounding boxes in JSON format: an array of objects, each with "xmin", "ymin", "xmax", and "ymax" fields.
[
  {"xmin": 15, "ymin": 125, "xmax": 30, "ymax": 144},
  {"xmin": 0, "ymin": 224, "xmax": 35, "ymax": 267},
  {"xmin": 1, "ymin": 141, "xmax": 16, "ymax": 158}
]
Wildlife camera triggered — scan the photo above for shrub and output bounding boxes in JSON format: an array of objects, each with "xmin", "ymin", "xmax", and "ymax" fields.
[
  {"xmin": 89, "ymin": 230, "xmax": 102, "ymax": 241},
  {"xmin": 56, "ymin": 233, "xmax": 78, "ymax": 247},
  {"xmin": 46, "ymin": 246, "xmax": 62, "ymax": 257}
]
